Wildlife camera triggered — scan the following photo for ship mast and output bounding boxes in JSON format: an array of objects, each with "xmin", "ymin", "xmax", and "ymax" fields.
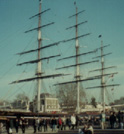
[
  {"xmin": 37, "ymin": 0, "xmax": 42, "ymax": 113},
  {"xmin": 55, "ymin": 3, "xmax": 99, "ymax": 114},
  {"xmin": 86, "ymin": 37, "xmax": 119, "ymax": 113},
  {"xmin": 75, "ymin": 6, "xmax": 80, "ymax": 114},
  {"xmin": 100, "ymin": 40, "xmax": 105, "ymax": 113}
]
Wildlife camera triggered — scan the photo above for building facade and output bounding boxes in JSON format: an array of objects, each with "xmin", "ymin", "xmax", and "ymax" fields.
[{"xmin": 32, "ymin": 93, "xmax": 61, "ymax": 113}]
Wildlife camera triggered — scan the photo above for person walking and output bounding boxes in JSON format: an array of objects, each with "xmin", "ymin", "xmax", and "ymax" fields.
[
  {"xmin": 51, "ymin": 117, "xmax": 57, "ymax": 131},
  {"xmin": 109, "ymin": 112, "xmax": 116, "ymax": 129},
  {"xmin": 15, "ymin": 118, "xmax": 19, "ymax": 134},
  {"xmin": 58, "ymin": 117, "xmax": 62, "ymax": 130},
  {"xmin": 66, "ymin": 117, "xmax": 71, "ymax": 130},
  {"xmin": 0, "ymin": 121, "xmax": 3, "ymax": 134},
  {"xmin": 117, "ymin": 111, "xmax": 123, "ymax": 129},
  {"xmin": 62, "ymin": 115, "xmax": 66, "ymax": 130},
  {"xmin": 6, "ymin": 118, "xmax": 10, "ymax": 134},
  {"xmin": 33, "ymin": 117, "xmax": 38, "ymax": 133},
  {"xmin": 38, "ymin": 118, "xmax": 43, "ymax": 132},
  {"xmin": 6, "ymin": 118, "xmax": 13, "ymax": 134},
  {"xmin": 76, "ymin": 115, "xmax": 79, "ymax": 129},
  {"xmin": 100, "ymin": 111, "xmax": 106, "ymax": 129},
  {"xmin": 71, "ymin": 114, "xmax": 76, "ymax": 130},
  {"xmin": 42, "ymin": 118, "xmax": 48, "ymax": 132},
  {"xmin": 21, "ymin": 117, "xmax": 26, "ymax": 133}
]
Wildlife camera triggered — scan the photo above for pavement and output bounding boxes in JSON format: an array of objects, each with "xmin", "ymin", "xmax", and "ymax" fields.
[
  {"xmin": 1, "ymin": 126, "xmax": 124, "ymax": 134},
  {"xmin": 1, "ymin": 126, "xmax": 58, "ymax": 134}
]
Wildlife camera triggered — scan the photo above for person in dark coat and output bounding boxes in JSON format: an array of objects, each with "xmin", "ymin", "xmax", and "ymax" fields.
[
  {"xmin": 38, "ymin": 118, "xmax": 42, "ymax": 132},
  {"xmin": 15, "ymin": 118, "xmax": 19, "ymax": 133},
  {"xmin": 117, "ymin": 111, "xmax": 123, "ymax": 129},
  {"xmin": 42, "ymin": 118, "xmax": 48, "ymax": 132},
  {"xmin": 21, "ymin": 117, "xmax": 26, "ymax": 133},
  {"xmin": 76, "ymin": 115, "xmax": 79, "ymax": 129},
  {"xmin": 66, "ymin": 117, "xmax": 71, "ymax": 130},
  {"xmin": 109, "ymin": 112, "xmax": 116, "ymax": 129},
  {"xmin": 33, "ymin": 117, "xmax": 37, "ymax": 133},
  {"xmin": 51, "ymin": 117, "xmax": 57, "ymax": 131},
  {"xmin": 6, "ymin": 118, "xmax": 13, "ymax": 134},
  {"xmin": 6, "ymin": 118, "xmax": 10, "ymax": 134}
]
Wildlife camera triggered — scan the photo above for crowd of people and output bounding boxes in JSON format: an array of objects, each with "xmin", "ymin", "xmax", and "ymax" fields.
[
  {"xmin": 106, "ymin": 111, "xmax": 124, "ymax": 129},
  {"xmin": 0, "ymin": 114, "xmax": 79, "ymax": 134},
  {"xmin": 32, "ymin": 114, "xmax": 80, "ymax": 133},
  {"xmin": 78, "ymin": 110, "xmax": 124, "ymax": 134},
  {"xmin": 0, "ymin": 111, "xmax": 124, "ymax": 134}
]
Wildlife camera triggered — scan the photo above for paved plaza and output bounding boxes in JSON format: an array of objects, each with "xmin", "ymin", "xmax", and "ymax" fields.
[{"xmin": 1, "ymin": 126, "xmax": 124, "ymax": 134}]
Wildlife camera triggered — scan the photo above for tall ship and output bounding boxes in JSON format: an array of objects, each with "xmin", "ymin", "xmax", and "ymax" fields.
[{"xmin": 0, "ymin": 0, "xmax": 120, "ymax": 114}]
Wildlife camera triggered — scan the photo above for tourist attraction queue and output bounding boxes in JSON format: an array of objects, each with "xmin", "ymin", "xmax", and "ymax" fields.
[{"xmin": 0, "ymin": 111, "xmax": 124, "ymax": 134}]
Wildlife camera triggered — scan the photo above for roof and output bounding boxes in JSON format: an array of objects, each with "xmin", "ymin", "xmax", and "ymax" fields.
[{"xmin": 40, "ymin": 93, "xmax": 55, "ymax": 98}]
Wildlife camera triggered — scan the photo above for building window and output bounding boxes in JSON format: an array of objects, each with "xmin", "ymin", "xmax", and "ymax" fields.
[{"xmin": 41, "ymin": 100, "xmax": 44, "ymax": 105}]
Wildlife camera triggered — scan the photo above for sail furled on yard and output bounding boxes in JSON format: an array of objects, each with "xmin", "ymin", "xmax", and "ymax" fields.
[
  {"xmin": 69, "ymin": 10, "xmax": 85, "ymax": 18},
  {"xmin": 24, "ymin": 22, "xmax": 54, "ymax": 33},
  {"xmin": 57, "ymin": 49, "xmax": 97, "ymax": 61},
  {"xmin": 66, "ymin": 21, "xmax": 88, "ymax": 30},
  {"xmin": 10, "ymin": 73, "xmax": 70, "ymax": 84},
  {"xmin": 29, "ymin": 8, "xmax": 51, "ymax": 19},
  {"xmin": 89, "ymin": 66, "xmax": 116, "ymax": 73},
  {"xmin": 16, "ymin": 42, "xmax": 60, "ymax": 55},
  {"xmin": 54, "ymin": 72, "xmax": 118, "ymax": 86},
  {"xmin": 86, "ymin": 84, "xmax": 120, "ymax": 89},
  {"xmin": 17, "ymin": 54, "xmax": 61, "ymax": 66},
  {"xmin": 16, "ymin": 33, "xmax": 90, "ymax": 56},
  {"xmin": 56, "ymin": 60, "xmax": 99, "ymax": 70}
]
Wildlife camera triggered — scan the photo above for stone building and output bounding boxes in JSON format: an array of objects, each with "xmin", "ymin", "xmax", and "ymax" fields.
[{"xmin": 31, "ymin": 93, "xmax": 61, "ymax": 113}]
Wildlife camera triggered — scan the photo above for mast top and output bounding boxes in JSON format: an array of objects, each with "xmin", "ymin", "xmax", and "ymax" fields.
[{"xmin": 39, "ymin": 0, "xmax": 42, "ymax": 4}]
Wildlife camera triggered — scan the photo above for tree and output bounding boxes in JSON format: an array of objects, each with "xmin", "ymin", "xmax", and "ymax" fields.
[
  {"xmin": 56, "ymin": 83, "xmax": 86, "ymax": 112},
  {"xmin": 12, "ymin": 93, "xmax": 29, "ymax": 109},
  {"xmin": 91, "ymin": 97, "xmax": 97, "ymax": 108},
  {"xmin": 16, "ymin": 93, "xmax": 29, "ymax": 102}
]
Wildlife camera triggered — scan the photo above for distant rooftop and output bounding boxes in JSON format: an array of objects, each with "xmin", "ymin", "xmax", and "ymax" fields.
[
  {"xmin": 34, "ymin": 93, "xmax": 56, "ymax": 99},
  {"xmin": 40, "ymin": 93, "xmax": 55, "ymax": 98}
]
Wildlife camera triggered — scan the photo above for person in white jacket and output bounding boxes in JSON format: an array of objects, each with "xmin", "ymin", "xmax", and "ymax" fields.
[{"xmin": 71, "ymin": 114, "xmax": 76, "ymax": 130}]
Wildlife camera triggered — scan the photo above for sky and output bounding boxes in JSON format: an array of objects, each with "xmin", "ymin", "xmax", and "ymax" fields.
[{"xmin": 0, "ymin": 0, "xmax": 124, "ymax": 104}]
